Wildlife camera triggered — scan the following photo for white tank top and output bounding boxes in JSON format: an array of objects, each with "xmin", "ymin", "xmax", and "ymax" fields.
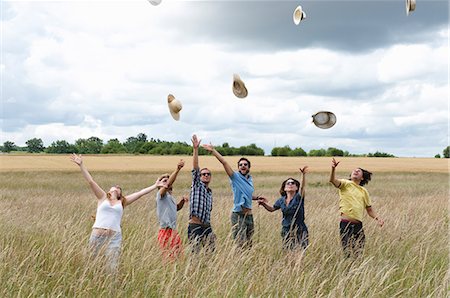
[{"xmin": 92, "ymin": 199, "xmax": 123, "ymax": 232}]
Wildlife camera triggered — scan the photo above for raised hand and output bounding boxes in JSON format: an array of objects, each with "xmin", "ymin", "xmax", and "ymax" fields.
[
  {"xmin": 299, "ymin": 166, "xmax": 309, "ymax": 174},
  {"xmin": 191, "ymin": 134, "xmax": 201, "ymax": 149},
  {"xmin": 70, "ymin": 153, "xmax": 83, "ymax": 166},
  {"xmin": 201, "ymin": 143, "xmax": 214, "ymax": 152},
  {"xmin": 177, "ymin": 159, "xmax": 185, "ymax": 170},
  {"xmin": 331, "ymin": 158, "xmax": 340, "ymax": 169}
]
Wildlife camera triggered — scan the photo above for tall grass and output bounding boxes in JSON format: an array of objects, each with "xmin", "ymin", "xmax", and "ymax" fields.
[{"xmin": 0, "ymin": 170, "xmax": 448, "ymax": 297}]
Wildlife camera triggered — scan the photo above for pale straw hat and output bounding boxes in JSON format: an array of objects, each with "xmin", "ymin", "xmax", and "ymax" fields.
[
  {"xmin": 312, "ymin": 111, "xmax": 337, "ymax": 129},
  {"xmin": 406, "ymin": 0, "xmax": 416, "ymax": 15},
  {"xmin": 232, "ymin": 74, "xmax": 248, "ymax": 98},
  {"xmin": 167, "ymin": 94, "xmax": 182, "ymax": 121},
  {"xmin": 293, "ymin": 5, "xmax": 306, "ymax": 25}
]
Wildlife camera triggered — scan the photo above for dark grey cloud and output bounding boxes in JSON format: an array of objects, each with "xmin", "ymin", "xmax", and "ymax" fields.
[{"xmin": 170, "ymin": 1, "xmax": 448, "ymax": 53}]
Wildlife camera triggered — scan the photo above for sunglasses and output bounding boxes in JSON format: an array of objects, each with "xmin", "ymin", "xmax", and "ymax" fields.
[
  {"xmin": 286, "ymin": 181, "xmax": 296, "ymax": 186},
  {"xmin": 201, "ymin": 172, "xmax": 211, "ymax": 177},
  {"xmin": 239, "ymin": 163, "xmax": 249, "ymax": 167}
]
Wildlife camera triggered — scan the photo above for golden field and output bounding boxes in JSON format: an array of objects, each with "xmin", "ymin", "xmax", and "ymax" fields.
[{"xmin": 0, "ymin": 155, "xmax": 448, "ymax": 297}]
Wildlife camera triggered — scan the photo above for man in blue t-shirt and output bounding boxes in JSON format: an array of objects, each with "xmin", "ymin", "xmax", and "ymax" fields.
[{"xmin": 202, "ymin": 143, "xmax": 258, "ymax": 248}]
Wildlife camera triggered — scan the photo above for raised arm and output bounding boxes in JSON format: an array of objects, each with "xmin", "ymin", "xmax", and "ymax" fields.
[
  {"xmin": 329, "ymin": 158, "xmax": 341, "ymax": 188},
  {"xmin": 299, "ymin": 166, "xmax": 308, "ymax": 198},
  {"xmin": 160, "ymin": 159, "xmax": 185, "ymax": 196},
  {"xmin": 124, "ymin": 177, "xmax": 165, "ymax": 207},
  {"xmin": 70, "ymin": 153, "xmax": 105, "ymax": 200},
  {"xmin": 192, "ymin": 134, "xmax": 200, "ymax": 170},
  {"xmin": 202, "ymin": 143, "xmax": 234, "ymax": 177}
]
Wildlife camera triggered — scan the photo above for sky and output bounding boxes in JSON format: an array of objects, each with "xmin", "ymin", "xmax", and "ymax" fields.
[{"xmin": 1, "ymin": 0, "xmax": 449, "ymax": 157}]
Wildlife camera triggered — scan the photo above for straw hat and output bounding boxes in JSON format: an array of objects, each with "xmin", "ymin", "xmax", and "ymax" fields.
[
  {"xmin": 312, "ymin": 111, "xmax": 336, "ymax": 129},
  {"xmin": 167, "ymin": 94, "xmax": 182, "ymax": 121},
  {"xmin": 232, "ymin": 74, "xmax": 248, "ymax": 98},
  {"xmin": 293, "ymin": 5, "xmax": 306, "ymax": 25},
  {"xmin": 406, "ymin": 0, "xmax": 416, "ymax": 15},
  {"xmin": 148, "ymin": 0, "xmax": 162, "ymax": 6}
]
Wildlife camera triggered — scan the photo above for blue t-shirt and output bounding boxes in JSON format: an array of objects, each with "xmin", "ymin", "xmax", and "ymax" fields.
[
  {"xmin": 229, "ymin": 171, "xmax": 254, "ymax": 212},
  {"xmin": 273, "ymin": 193, "xmax": 306, "ymax": 228}
]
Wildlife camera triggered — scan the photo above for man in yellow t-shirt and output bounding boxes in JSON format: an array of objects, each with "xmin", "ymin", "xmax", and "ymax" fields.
[{"xmin": 329, "ymin": 158, "xmax": 384, "ymax": 257}]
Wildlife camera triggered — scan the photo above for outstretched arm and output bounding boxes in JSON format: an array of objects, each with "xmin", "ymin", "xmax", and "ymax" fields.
[
  {"xmin": 299, "ymin": 166, "xmax": 308, "ymax": 198},
  {"xmin": 202, "ymin": 143, "xmax": 234, "ymax": 177},
  {"xmin": 124, "ymin": 177, "xmax": 165, "ymax": 206},
  {"xmin": 366, "ymin": 207, "xmax": 384, "ymax": 227},
  {"xmin": 192, "ymin": 134, "xmax": 200, "ymax": 170},
  {"xmin": 160, "ymin": 159, "xmax": 185, "ymax": 197},
  {"xmin": 257, "ymin": 197, "xmax": 276, "ymax": 212},
  {"xmin": 329, "ymin": 158, "xmax": 341, "ymax": 188},
  {"xmin": 70, "ymin": 153, "xmax": 105, "ymax": 200}
]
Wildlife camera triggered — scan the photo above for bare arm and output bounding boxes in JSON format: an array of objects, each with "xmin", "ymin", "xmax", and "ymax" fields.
[
  {"xmin": 124, "ymin": 178, "xmax": 164, "ymax": 206},
  {"xmin": 70, "ymin": 153, "xmax": 105, "ymax": 200},
  {"xmin": 329, "ymin": 158, "xmax": 341, "ymax": 188},
  {"xmin": 202, "ymin": 143, "xmax": 234, "ymax": 177},
  {"xmin": 366, "ymin": 207, "xmax": 384, "ymax": 227},
  {"xmin": 257, "ymin": 197, "xmax": 276, "ymax": 212},
  {"xmin": 160, "ymin": 160, "xmax": 185, "ymax": 197},
  {"xmin": 299, "ymin": 166, "xmax": 308, "ymax": 198},
  {"xmin": 177, "ymin": 195, "xmax": 188, "ymax": 211},
  {"xmin": 192, "ymin": 134, "xmax": 200, "ymax": 170}
]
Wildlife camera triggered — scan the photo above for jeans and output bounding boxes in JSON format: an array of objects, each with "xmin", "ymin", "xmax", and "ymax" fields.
[
  {"xmin": 339, "ymin": 221, "xmax": 365, "ymax": 258},
  {"xmin": 231, "ymin": 212, "xmax": 254, "ymax": 248},
  {"xmin": 281, "ymin": 224, "xmax": 309, "ymax": 250},
  {"xmin": 88, "ymin": 231, "xmax": 122, "ymax": 272},
  {"xmin": 188, "ymin": 223, "xmax": 216, "ymax": 253}
]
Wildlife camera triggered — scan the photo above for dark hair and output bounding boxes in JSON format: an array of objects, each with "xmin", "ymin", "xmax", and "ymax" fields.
[
  {"xmin": 279, "ymin": 177, "xmax": 300, "ymax": 196},
  {"xmin": 237, "ymin": 157, "xmax": 251, "ymax": 168},
  {"xmin": 359, "ymin": 168, "xmax": 372, "ymax": 186}
]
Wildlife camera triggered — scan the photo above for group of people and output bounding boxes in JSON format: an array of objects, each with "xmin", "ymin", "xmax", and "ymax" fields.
[{"xmin": 70, "ymin": 134, "xmax": 384, "ymax": 272}]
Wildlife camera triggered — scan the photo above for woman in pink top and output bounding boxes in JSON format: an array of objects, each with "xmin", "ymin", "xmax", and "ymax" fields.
[{"xmin": 70, "ymin": 153, "xmax": 163, "ymax": 272}]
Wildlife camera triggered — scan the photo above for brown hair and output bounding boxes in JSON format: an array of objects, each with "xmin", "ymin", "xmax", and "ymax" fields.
[{"xmin": 279, "ymin": 178, "xmax": 300, "ymax": 197}]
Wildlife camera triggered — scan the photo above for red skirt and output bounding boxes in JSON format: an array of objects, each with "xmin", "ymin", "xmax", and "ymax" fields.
[{"xmin": 157, "ymin": 228, "xmax": 182, "ymax": 259}]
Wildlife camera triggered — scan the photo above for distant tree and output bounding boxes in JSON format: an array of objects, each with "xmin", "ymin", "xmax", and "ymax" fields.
[
  {"xmin": 25, "ymin": 138, "xmax": 45, "ymax": 153},
  {"xmin": 443, "ymin": 146, "xmax": 450, "ymax": 158},
  {"xmin": 326, "ymin": 147, "xmax": 344, "ymax": 157},
  {"xmin": 367, "ymin": 151, "xmax": 395, "ymax": 157},
  {"xmin": 101, "ymin": 139, "xmax": 127, "ymax": 154},
  {"xmin": 290, "ymin": 147, "xmax": 307, "ymax": 156},
  {"xmin": 75, "ymin": 137, "xmax": 103, "ymax": 154},
  {"xmin": 137, "ymin": 133, "xmax": 147, "ymax": 142},
  {"xmin": 46, "ymin": 140, "xmax": 77, "ymax": 154},
  {"xmin": 2, "ymin": 141, "xmax": 16, "ymax": 153},
  {"xmin": 434, "ymin": 154, "xmax": 441, "ymax": 158},
  {"xmin": 308, "ymin": 148, "xmax": 327, "ymax": 157}
]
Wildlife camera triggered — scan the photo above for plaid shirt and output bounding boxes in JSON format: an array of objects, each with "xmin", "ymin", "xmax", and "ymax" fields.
[{"xmin": 190, "ymin": 168, "xmax": 213, "ymax": 224}]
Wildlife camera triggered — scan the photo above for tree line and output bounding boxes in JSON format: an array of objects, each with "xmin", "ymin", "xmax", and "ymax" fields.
[{"xmin": 2, "ymin": 133, "xmax": 448, "ymax": 158}]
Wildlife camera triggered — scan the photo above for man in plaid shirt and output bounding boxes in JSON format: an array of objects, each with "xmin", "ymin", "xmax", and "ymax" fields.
[{"xmin": 188, "ymin": 134, "xmax": 215, "ymax": 253}]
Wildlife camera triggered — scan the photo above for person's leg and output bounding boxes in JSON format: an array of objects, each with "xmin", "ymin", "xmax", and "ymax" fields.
[
  {"xmin": 231, "ymin": 212, "xmax": 246, "ymax": 247},
  {"xmin": 281, "ymin": 226, "xmax": 292, "ymax": 250},
  {"xmin": 188, "ymin": 223, "xmax": 203, "ymax": 253},
  {"xmin": 297, "ymin": 224, "xmax": 309, "ymax": 250},
  {"xmin": 339, "ymin": 221, "xmax": 352, "ymax": 258},
  {"xmin": 105, "ymin": 232, "xmax": 122, "ymax": 273},
  {"xmin": 169, "ymin": 230, "xmax": 183, "ymax": 259},
  {"xmin": 202, "ymin": 226, "xmax": 216, "ymax": 253},
  {"xmin": 352, "ymin": 223, "xmax": 365, "ymax": 257},
  {"xmin": 244, "ymin": 214, "xmax": 254, "ymax": 248}
]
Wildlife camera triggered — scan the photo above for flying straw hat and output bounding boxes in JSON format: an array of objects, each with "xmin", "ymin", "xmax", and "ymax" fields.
[
  {"xmin": 312, "ymin": 111, "xmax": 337, "ymax": 129},
  {"xmin": 293, "ymin": 5, "xmax": 306, "ymax": 25},
  {"xmin": 148, "ymin": 0, "xmax": 162, "ymax": 6},
  {"xmin": 232, "ymin": 74, "xmax": 248, "ymax": 98},
  {"xmin": 167, "ymin": 94, "xmax": 182, "ymax": 121},
  {"xmin": 406, "ymin": 0, "xmax": 416, "ymax": 15}
]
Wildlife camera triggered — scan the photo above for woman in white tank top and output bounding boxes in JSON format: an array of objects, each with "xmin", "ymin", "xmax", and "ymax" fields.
[{"xmin": 70, "ymin": 153, "xmax": 163, "ymax": 272}]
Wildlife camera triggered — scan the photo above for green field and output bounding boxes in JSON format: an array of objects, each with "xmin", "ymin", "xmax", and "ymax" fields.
[{"xmin": 0, "ymin": 156, "xmax": 448, "ymax": 297}]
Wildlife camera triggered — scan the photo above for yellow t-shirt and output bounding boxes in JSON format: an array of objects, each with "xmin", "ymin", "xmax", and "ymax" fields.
[{"xmin": 338, "ymin": 179, "xmax": 372, "ymax": 222}]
